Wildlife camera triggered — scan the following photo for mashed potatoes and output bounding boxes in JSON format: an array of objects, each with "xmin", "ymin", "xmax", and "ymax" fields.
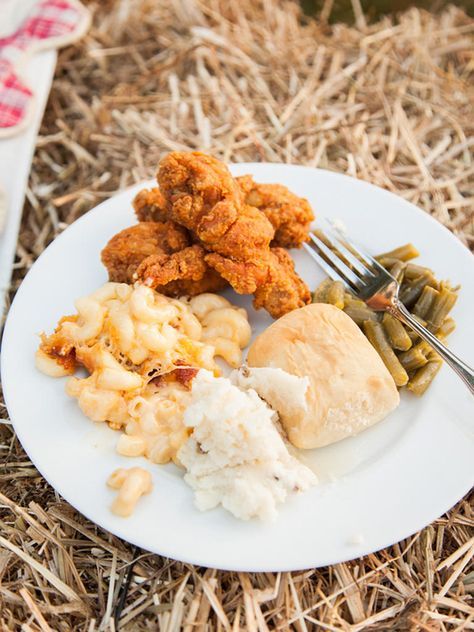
[{"xmin": 178, "ymin": 370, "xmax": 317, "ymax": 521}]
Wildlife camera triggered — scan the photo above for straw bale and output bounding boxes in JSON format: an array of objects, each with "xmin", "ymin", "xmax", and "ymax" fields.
[{"xmin": 1, "ymin": 0, "xmax": 473, "ymax": 629}]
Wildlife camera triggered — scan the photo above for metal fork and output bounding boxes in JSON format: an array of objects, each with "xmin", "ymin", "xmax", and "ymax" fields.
[{"xmin": 303, "ymin": 226, "xmax": 474, "ymax": 395}]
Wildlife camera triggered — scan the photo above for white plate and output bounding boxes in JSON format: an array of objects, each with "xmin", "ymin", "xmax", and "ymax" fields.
[{"xmin": 2, "ymin": 164, "xmax": 473, "ymax": 571}]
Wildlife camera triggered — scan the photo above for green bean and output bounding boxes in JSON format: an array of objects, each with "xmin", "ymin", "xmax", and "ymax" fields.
[
  {"xmin": 312, "ymin": 279, "xmax": 333, "ymax": 303},
  {"xmin": 406, "ymin": 315, "xmax": 427, "ymax": 343},
  {"xmin": 426, "ymin": 348, "xmax": 441, "ymax": 362},
  {"xmin": 412, "ymin": 286, "xmax": 439, "ymax": 319},
  {"xmin": 344, "ymin": 306, "xmax": 379, "ymax": 325},
  {"xmin": 326, "ymin": 281, "xmax": 345, "ymax": 309},
  {"xmin": 382, "ymin": 313, "xmax": 412, "ymax": 351},
  {"xmin": 389, "ymin": 261, "xmax": 406, "ymax": 284},
  {"xmin": 376, "ymin": 243, "xmax": 420, "ymax": 262},
  {"xmin": 312, "ymin": 238, "xmax": 459, "ymax": 399},
  {"xmin": 399, "ymin": 274, "xmax": 432, "ymax": 309},
  {"xmin": 363, "ymin": 320, "xmax": 409, "ymax": 386},
  {"xmin": 404, "ymin": 263, "xmax": 434, "ymax": 280},
  {"xmin": 407, "ymin": 360, "xmax": 442, "ymax": 396},
  {"xmin": 437, "ymin": 317, "xmax": 456, "ymax": 339},
  {"xmin": 377, "ymin": 256, "xmax": 400, "ymax": 268},
  {"xmin": 415, "ymin": 340, "xmax": 431, "ymax": 355},
  {"xmin": 398, "ymin": 343, "xmax": 429, "ymax": 371},
  {"xmin": 426, "ymin": 287, "xmax": 458, "ymax": 333},
  {"xmin": 383, "ymin": 312, "xmax": 409, "ymax": 346},
  {"xmin": 424, "ymin": 273, "xmax": 439, "ymax": 288},
  {"xmin": 439, "ymin": 280, "xmax": 460, "ymax": 292},
  {"xmin": 345, "ymin": 295, "xmax": 366, "ymax": 308}
]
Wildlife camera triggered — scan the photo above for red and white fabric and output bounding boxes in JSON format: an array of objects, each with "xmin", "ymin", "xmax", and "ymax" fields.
[{"xmin": 0, "ymin": 0, "xmax": 90, "ymax": 137}]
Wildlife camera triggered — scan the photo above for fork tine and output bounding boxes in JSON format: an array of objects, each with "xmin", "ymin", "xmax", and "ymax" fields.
[
  {"xmin": 343, "ymin": 237, "xmax": 388, "ymax": 274},
  {"xmin": 308, "ymin": 232, "xmax": 363, "ymax": 290},
  {"xmin": 327, "ymin": 220, "xmax": 388, "ymax": 273},
  {"xmin": 320, "ymin": 222, "xmax": 375, "ymax": 277},
  {"xmin": 302, "ymin": 243, "xmax": 352, "ymax": 288}
]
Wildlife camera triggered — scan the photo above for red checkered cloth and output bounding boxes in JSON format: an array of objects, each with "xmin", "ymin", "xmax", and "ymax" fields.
[
  {"xmin": 0, "ymin": 59, "xmax": 34, "ymax": 129},
  {"xmin": 0, "ymin": 0, "xmax": 88, "ymax": 134}
]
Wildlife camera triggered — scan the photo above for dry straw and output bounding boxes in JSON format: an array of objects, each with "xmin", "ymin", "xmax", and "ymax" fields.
[{"xmin": 1, "ymin": 0, "xmax": 473, "ymax": 629}]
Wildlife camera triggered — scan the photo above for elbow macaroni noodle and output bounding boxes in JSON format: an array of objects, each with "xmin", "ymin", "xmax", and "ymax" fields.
[
  {"xmin": 107, "ymin": 467, "xmax": 153, "ymax": 517},
  {"xmin": 183, "ymin": 294, "xmax": 251, "ymax": 368},
  {"xmin": 36, "ymin": 283, "xmax": 252, "ymax": 478}
]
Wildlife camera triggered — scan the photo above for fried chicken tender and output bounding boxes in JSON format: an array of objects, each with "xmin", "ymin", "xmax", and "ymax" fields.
[
  {"xmin": 134, "ymin": 176, "xmax": 313, "ymax": 250},
  {"xmin": 205, "ymin": 248, "xmax": 311, "ymax": 319},
  {"xmin": 103, "ymin": 152, "xmax": 311, "ymax": 317},
  {"xmin": 133, "ymin": 187, "xmax": 168, "ymax": 223},
  {"xmin": 135, "ymin": 244, "xmax": 227, "ymax": 296},
  {"xmin": 101, "ymin": 222, "xmax": 226, "ymax": 297},
  {"xmin": 158, "ymin": 152, "xmax": 275, "ymax": 259},
  {"xmin": 253, "ymin": 248, "xmax": 311, "ymax": 317},
  {"xmin": 236, "ymin": 175, "xmax": 314, "ymax": 248},
  {"xmin": 101, "ymin": 221, "xmax": 189, "ymax": 283}
]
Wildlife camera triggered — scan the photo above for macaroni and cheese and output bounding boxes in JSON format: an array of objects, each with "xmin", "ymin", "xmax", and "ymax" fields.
[{"xmin": 37, "ymin": 283, "xmax": 251, "ymax": 464}]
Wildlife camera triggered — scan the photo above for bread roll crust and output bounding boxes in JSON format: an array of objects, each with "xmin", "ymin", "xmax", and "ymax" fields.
[{"xmin": 247, "ymin": 303, "xmax": 399, "ymax": 448}]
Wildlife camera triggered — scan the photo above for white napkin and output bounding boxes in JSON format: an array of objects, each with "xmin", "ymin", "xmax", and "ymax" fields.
[{"xmin": 0, "ymin": 183, "xmax": 6, "ymax": 233}]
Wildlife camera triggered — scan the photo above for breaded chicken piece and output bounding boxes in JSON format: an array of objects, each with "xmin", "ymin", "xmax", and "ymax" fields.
[
  {"xmin": 101, "ymin": 222, "xmax": 226, "ymax": 297},
  {"xmin": 253, "ymin": 248, "xmax": 311, "ymax": 317},
  {"xmin": 205, "ymin": 248, "xmax": 311, "ymax": 319},
  {"xmin": 158, "ymin": 152, "xmax": 275, "ymax": 259},
  {"xmin": 121, "ymin": 153, "xmax": 310, "ymax": 316},
  {"xmin": 133, "ymin": 187, "xmax": 168, "ymax": 223},
  {"xmin": 236, "ymin": 175, "xmax": 314, "ymax": 248},
  {"xmin": 135, "ymin": 244, "xmax": 227, "ymax": 296},
  {"xmin": 101, "ymin": 221, "xmax": 189, "ymax": 283},
  {"xmin": 133, "ymin": 171, "xmax": 313, "ymax": 249}
]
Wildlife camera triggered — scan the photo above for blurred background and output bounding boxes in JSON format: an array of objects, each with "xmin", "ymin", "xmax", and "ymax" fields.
[{"xmin": 302, "ymin": 0, "xmax": 474, "ymax": 19}]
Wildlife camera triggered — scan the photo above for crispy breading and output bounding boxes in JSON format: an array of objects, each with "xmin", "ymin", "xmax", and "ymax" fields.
[
  {"xmin": 205, "ymin": 248, "xmax": 311, "ymax": 319},
  {"xmin": 156, "ymin": 271, "xmax": 227, "ymax": 298},
  {"xmin": 133, "ymin": 176, "xmax": 314, "ymax": 250},
  {"xmin": 104, "ymin": 152, "xmax": 311, "ymax": 316},
  {"xmin": 252, "ymin": 248, "xmax": 311, "ymax": 317},
  {"xmin": 135, "ymin": 244, "xmax": 227, "ymax": 296},
  {"xmin": 101, "ymin": 222, "xmax": 226, "ymax": 296},
  {"xmin": 236, "ymin": 175, "xmax": 314, "ymax": 248},
  {"xmin": 133, "ymin": 187, "xmax": 169, "ymax": 222},
  {"xmin": 101, "ymin": 221, "xmax": 189, "ymax": 283},
  {"xmin": 158, "ymin": 152, "xmax": 275, "ymax": 259}
]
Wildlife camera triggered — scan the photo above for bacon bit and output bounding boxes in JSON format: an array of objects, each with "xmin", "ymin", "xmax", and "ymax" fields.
[
  {"xmin": 150, "ymin": 362, "xmax": 198, "ymax": 389},
  {"xmin": 174, "ymin": 366, "xmax": 198, "ymax": 387},
  {"xmin": 39, "ymin": 334, "xmax": 77, "ymax": 372},
  {"xmin": 173, "ymin": 359, "xmax": 199, "ymax": 387},
  {"xmin": 149, "ymin": 374, "xmax": 165, "ymax": 387},
  {"xmin": 47, "ymin": 347, "xmax": 77, "ymax": 372}
]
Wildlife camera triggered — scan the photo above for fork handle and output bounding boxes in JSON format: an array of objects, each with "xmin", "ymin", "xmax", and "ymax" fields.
[{"xmin": 390, "ymin": 300, "xmax": 474, "ymax": 395}]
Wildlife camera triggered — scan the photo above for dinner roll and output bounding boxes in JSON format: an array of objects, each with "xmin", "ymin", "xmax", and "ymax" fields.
[{"xmin": 247, "ymin": 303, "xmax": 399, "ymax": 448}]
